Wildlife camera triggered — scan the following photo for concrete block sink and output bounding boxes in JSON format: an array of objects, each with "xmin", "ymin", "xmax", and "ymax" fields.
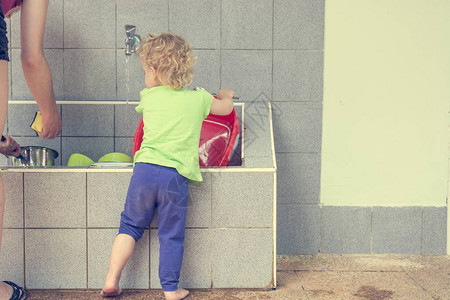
[{"xmin": 0, "ymin": 101, "xmax": 277, "ymax": 290}]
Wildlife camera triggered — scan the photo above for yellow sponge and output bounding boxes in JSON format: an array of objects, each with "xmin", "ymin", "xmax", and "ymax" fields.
[{"xmin": 30, "ymin": 111, "xmax": 43, "ymax": 135}]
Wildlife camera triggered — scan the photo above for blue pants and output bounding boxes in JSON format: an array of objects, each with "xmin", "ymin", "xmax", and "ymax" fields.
[{"xmin": 119, "ymin": 162, "xmax": 189, "ymax": 292}]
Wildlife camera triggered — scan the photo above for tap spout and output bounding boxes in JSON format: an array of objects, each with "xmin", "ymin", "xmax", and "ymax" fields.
[
  {"xmin": 125, "ymin": 25, "xmax": 141, "ymax": 56},
  {"xmin": 125, "ymin": 25, "xmax": 136, "ymax": 37}
]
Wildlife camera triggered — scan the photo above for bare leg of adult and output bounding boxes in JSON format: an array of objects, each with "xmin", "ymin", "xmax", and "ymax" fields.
[
  {"xmin": 0, "ymin": 174, "xmax": 14, "ymax": 300},
  {"xmin": 0, "ymin": 59, "xmax": 8, "ymax": 251},
  {"xmin": 0, "ymin": 60, "xmax": 13, "ymax": 300},
  {"xmin": 0, "ymin": 60, "xmax": 7, "ymax": 134},
  {"xmin": 20, "ymin": 0, "xmax": 61, "ymax": 139}
]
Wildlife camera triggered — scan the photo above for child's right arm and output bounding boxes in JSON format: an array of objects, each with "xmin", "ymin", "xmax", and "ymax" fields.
[{"xmin": 209, "ymin": 89, "xmax": 234, "ymax": 116}]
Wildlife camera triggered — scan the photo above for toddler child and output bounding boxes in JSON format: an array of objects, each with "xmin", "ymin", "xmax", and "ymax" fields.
[{"xmin": 101, "ymin": 32, "xmax": 234, "ymax": 300}]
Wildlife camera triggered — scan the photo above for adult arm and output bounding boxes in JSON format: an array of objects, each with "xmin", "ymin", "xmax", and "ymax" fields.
[{"xmin": 20, "ymin": 0, "xmax": 61, "ymax": 139}]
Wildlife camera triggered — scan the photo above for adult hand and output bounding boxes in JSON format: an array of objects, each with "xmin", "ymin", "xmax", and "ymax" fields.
[
  {"xmin": 0, "ymin": 135, "xmax": 21, "ymax": 157},
  {"xmin": 40, "ymin": 110, "xmax": 62, "ymax": 139}
]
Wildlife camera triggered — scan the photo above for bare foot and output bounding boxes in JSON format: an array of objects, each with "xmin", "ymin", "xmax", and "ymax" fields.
[
  {"xmin": 0, "ymin": 281, "xmax": 14, "ymax": 300},
  {"xmin": 0, "ymin": 281, "xmax": 25, "ymax": 300},
  {"xmin": 101, "ymin": 276, "xmax": 122, "ymax": 297},
  {"xmin": 164, "ymin": 288, "xmax": 190, "ymax": 300}
]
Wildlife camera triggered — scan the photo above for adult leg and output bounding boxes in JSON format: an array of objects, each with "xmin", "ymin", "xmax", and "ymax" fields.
[
  {"xmin": 0, "ymin": 61, "xmax": 5, "ymax": 250},
  {"xmin": 0, "ymin": 60, "xmax": 6, "ymax": 134},
  {"xmin": 0, "ymin": 57, "xmax": 14, "ymax": 300},
  {"xmin": 0, "ymin": 7, "xmax": 25, "ymax": 300},
  {"xmin": 0, "ymin": 171, "xmax": 12, "ymax": 300},
  {"xmin": 20, "ymin": 0, "xmax": 60, "ymax": 139}
]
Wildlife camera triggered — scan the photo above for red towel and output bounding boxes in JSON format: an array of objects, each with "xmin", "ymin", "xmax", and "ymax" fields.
[{"xmin": 1, "ymin": 0, "xmax": 22, "ymax": 18}]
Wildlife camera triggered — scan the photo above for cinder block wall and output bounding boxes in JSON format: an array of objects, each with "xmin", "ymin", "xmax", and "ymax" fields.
[{"xmin": 3, "ymin": 0, "xmax": 325, "ymax": 254}]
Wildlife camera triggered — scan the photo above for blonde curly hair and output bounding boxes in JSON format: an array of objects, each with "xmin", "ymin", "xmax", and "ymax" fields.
[{"xmin": 138, "ymin": 32, "xmax": 197, "ymax": 89}]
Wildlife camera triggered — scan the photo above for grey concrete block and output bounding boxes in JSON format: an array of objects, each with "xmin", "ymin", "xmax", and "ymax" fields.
[
  {"xmin": 88, "ymin": 229, "xmax": 149, "ymax": 289},
  {"xmin": 150, "ymin": 229, "xmax": 211, "ymax": 289},
  {"xmin": 186, "ymin": 173, "xmax": 211, "ymax": 227},
  {"xmin": 0, "ymin": 122, "xmax": 5, "ymax": 138},
  {"xmin": 277, "ymin": 204, "xmax": 320, "ymax": 254},
  {"xmin": 7, "ymin": 136, "xmax": 62, "ymax": 166},
  {"xmin": 10, "ymin": 0, "xmax": 64, "ymax": 48},
  {"xmin": 235, "ymin": 105, "xmax": 243, "ymax": 126},
  {"xmin": 117, "ymin": 51, "xmax": 145, "ymax": 101},
  {"xmin": 222, "ymin": 0, "xmax": 272, "ymax": 49},
  {"xmin": 115, "ymin": 104, "xmax": 141, "ymax": 137},
  {"xmin": 150, "ymin": 173, "xmax": 212, "ymax": 228},
  {"xmin": 321, "ymin": 206, "xmax": 371, "ymax": 254},
  {"xmin": 372, "ymin": 207, "xmax": 422, "ymax": 254},
  {"xmin": 0, "ymin": 155, "xmax": 7, "ymax": 166},
  {"xmin": 0, "ymin": 229, "xmax": 24, "ymax": 286},
  {"xmin": 6, "ymin": 103, "xmax": 37, "ymax": 136},
  {"xmin": 244, "ymin": 156, "xmax": 274, "ymax": 168},
  {"xmin": 277, "ymin": 153, "xmax": 321, "ymax": 205},
  {"xmin": 422, "ymin": 207, "xmax": 447, "ymax": 254},
  {"xmin": 212, "ymin": 172, "xmax": 273, "ymax": 227},
  {"xmin": 115, "ymin": 137, "xmax": 134, "ymax": 159},
  {"xmin": 24, "ymin": 173, "xmax": 86, "ymax": 228},
  {"xmin": 274, "ymin": 0, "xmax": 325, "ymax": 50},
  {"xmin": 7, "ymin": 103, "xmax": 61, "ymax": 136},
  {"xmin": 2, "ymin": 173, "xmax": 23, "ymax": 228},
  {"xmin": 190, "ymin": 50, "xmax": 220, "ymax": 93},
  {"xmin": 221, "ymin": 50, "xmax": 272, "ymax": 102},
  {"xmin": 62, "ymin": 105, "xmax": 114, "ymax": 137},
  {"xmin": 169, "ymin": 0, "xmax": 220, "ymax": 49},
  {"xmin": 64, "ymin": 0, "xmax": 115, "ymax": 48},
  {"xmin": 42, "ymin": 0, "xmax": 64, "ymax": 48},
  {"xmin": 64, "ymin": 49, "xmax": 116, "ymax": 100},
  {"xmin": 212, "ymin": 229, "xmax": 272, "ymax": 288},
  {"xmin": 116, "ymin": 0, "xmax": 168, "ymax": 49},
  {"xmin": 273, "ymin": 50, "xmax": 323, "ymax": 102},
  {"xmin": 273, "ymin": 102, "xmax": 322, "ymax": 153},
  {"xmin": 244, "ymin": 100, "xmax": 273, "ymax": 157},
  {"xmin": 25, "ymin": 229, "xmax": 86, "ymax": 288},
  {"xmin": 11, "ymin": 49, "xmax": 64, "ymax": 100},
  {"xmin": 87, "ymin": 173, "xmax": 132, "ymax": 227},
  {"xmin": 8, "ymin": 13, "xmax": 18, "ymax": 48},
  {"xmin": 62, "ymin": 137, "xmax": 114, "ymax": 165}
]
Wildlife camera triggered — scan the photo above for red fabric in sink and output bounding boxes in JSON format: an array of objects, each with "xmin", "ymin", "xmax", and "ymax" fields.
[{"xmin": 133, "ymin": 96, "xmax": 239, "ymax": 167}]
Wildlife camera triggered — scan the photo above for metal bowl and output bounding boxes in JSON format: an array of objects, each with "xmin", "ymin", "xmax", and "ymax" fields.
[{"xmin": 11, "ymin": 146, "xmax": 59, "ymax": 167}]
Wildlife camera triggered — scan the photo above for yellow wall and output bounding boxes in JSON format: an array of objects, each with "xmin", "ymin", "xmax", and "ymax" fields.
[{"xmin": 321, "ymin": 0, "xmax": 450, "ymax": 206}]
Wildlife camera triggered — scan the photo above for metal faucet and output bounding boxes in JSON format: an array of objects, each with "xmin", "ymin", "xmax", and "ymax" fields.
[{"xmin": 125, "ymin": 25, "xmax": 141, "ymax": 56}]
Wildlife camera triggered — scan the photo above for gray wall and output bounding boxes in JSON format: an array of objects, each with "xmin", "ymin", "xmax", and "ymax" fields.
[{"xmin": 4, "ymin": 0, "xmax": 325, "ymax": 254}]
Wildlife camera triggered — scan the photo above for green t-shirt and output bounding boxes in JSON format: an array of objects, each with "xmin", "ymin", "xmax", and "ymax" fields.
[{"xmin": 134, "ymin": 85, "xmax": 213, "ymax": 183}]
